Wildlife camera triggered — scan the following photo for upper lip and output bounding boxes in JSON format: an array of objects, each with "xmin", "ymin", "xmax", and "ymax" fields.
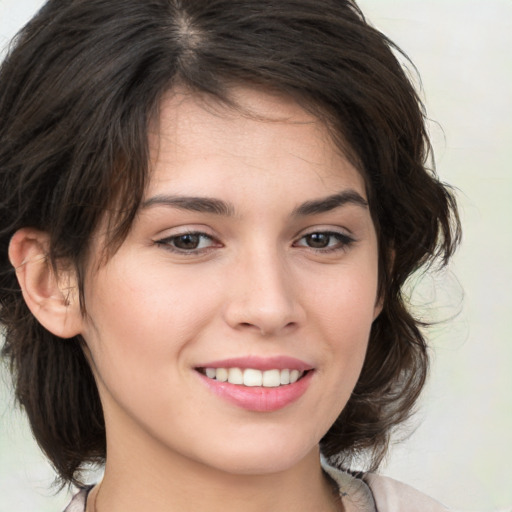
[{"xmin": 195, "ymin": 356, "xmax": 314, "ymax": 372}]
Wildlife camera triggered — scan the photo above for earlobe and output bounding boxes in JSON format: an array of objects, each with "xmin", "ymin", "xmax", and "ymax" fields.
[
  {"xmin": 8, "ymin": 228, "xmax": 83, "ymax": 338},
  {"xmin": 373, "ymin": 296, "xmax": 384, "ymax": 321},
  {"xmin": 373, "ymin": 249, "xmax": 394, "ymax": 321}
]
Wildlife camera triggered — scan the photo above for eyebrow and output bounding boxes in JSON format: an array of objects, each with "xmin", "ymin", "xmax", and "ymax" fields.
[
  {"xmin": 292, "ymin": 190, "xmax": 368, "ymax": 216},
  {"xmin": 142, "ymin": 195, "xmax": 236, "ymax": 216},
  {"xmin": 141, "ymin": 189, "xmax": 368, "ymax": 217}
]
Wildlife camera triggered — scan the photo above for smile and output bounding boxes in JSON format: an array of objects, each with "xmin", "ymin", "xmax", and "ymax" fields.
[{"xmin": 198, "ymin": 367, "xmax": 305, "ymax": 387}]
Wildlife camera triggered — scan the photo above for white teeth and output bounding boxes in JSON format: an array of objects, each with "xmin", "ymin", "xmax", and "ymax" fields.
[
  {"xmin": 205, "ymin": 368, "xmax": 216, "ymax": 379},
  {"xmin": 262, "ymin": 369, "xmax": 281, "ymax": 387},
  {"xmin": 243, "ymin": 368, "xmax": 262, "ymax": 387},
  {"xmin": 216, "ymin": 368, "xmax": 228, "ymax": 382},
  {"xmin": 289, "ymin": 369, "xmax": 300, "ymax": 383},
  {"xmin": 228, "ymin": 367, "xmax": 243, "ymax": 385},
  {"xmin": 280, "ymin": 369, "xmax": 290, "ymax": 385},
  {"xmin": 202, "ymin": 367, "xmax": 305, "ymax": 387}
]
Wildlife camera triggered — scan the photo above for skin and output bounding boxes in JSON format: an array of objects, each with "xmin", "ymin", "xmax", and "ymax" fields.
[{"xmin": 12, "ymin": 87, "xmax": 381, "ymax": 512}]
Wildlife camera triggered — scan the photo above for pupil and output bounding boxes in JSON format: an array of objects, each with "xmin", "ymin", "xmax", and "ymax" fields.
[
  {"xmin": 307, "ymin": 233, "xmax": 329, "ymax": 248},
  {"xmin": 175, "ymin": 234, "xmax": 200, "ymax": 249}
]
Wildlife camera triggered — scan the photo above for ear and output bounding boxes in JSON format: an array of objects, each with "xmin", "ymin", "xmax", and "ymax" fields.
[
  {"xmin": 8, "ymin": 228, "xmax": 83, "ymax": 338},
  {"xmin": 373, "ymin": 294, "xmax": 384, "ymax": 321},
  {"xmin": 373, "ymin": 248, "xmax": 394, "ymax": 321}
]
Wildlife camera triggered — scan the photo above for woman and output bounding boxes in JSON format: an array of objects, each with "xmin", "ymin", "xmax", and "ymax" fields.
[{"xmin": 0, "ymin": 0, "xmax": 460, "ymax": 511}]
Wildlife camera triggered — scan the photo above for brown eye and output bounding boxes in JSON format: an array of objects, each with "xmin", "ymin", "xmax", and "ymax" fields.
[
  {"xmin": 294, "ymin": 231, "xmax": 355, "ymax": 252},
  {"xmin": 156, "ymin": 232, "xmax": 218, "ymax": 253},
  {"xmin": 173, "ymin": 234, "xmax": 201, "ymax": 250},
  {"xmin": 304, "ymin": 233, "xmax": 330, "ymax": 248}
]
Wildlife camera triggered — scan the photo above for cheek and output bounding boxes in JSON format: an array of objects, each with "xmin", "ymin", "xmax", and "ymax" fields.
[
  {"xmin": 311, "ymin": 264, "xmax": 379, "ymax": 328},
  {"xmin": 308, "ymin": 264, "xmax": 378, "ymax": 377},
  {"xmin": 79, "ymin": 267, "xmax": 208, "ymax": 422},
  {"xmin": 80, "ymin": 258, "xmax": 225, "ymax": 381}
]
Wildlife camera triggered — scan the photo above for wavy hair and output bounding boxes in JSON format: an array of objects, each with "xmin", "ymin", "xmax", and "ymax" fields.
[{"xmin": 0, "ymin": 0, "xmax": 460, "ymax": 484}]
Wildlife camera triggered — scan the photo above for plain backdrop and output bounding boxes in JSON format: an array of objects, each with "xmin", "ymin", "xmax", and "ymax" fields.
[{"xmin": 1, "ymin": 1, "xmax": 511, "ymax": 511}]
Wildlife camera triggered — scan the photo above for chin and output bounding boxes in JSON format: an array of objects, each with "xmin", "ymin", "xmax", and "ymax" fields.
[{"xmin": 192, "ymin": 432, "xmax": 321, "ymax": 476}]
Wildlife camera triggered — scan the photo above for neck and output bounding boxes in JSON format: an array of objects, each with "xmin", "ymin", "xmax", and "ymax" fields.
[{"xmin": 93, "ymin": 429, "xmax": 341, "ymax": 512}]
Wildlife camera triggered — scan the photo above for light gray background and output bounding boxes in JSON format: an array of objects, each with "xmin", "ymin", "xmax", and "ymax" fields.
[{"xmin": 1, "ymin": 1, "xmax": 511, "ymax": 511}]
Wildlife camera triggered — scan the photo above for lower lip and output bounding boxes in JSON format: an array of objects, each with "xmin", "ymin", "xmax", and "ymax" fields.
[{"xmin": 197, "ymin": 371, "xmax": 313, "ymax": 412}]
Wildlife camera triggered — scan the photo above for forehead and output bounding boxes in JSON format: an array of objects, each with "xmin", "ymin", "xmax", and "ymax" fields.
[
  {"xmin": 89, "ymin": 86, "xmax": 372, "ymax": 269},
  {"xmin": 147, "ymin": 86, "xmax": 366, "ymax": 200}
]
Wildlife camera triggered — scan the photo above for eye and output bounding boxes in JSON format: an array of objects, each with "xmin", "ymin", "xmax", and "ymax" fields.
[
  {"xmin": 155, "ymin": 232, "xmax": 218, "ymax": 253},
  {"xmin": 294, "ymin": 231, "xmax": 354, "ymax": 252}
]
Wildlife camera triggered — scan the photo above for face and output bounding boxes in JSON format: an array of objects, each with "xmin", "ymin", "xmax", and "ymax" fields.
[{"xmin": 79, "ymin": 87, "xmax": 380, "ymax": 476}]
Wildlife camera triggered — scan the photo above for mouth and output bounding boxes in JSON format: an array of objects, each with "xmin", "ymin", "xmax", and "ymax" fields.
[
  {"xmin": 194, "ymin": 357, "xmax": 314, "ymax": 412},
  {"xmin": 196, "ymin": 367, "xmax": 308, "ymax": 388}
]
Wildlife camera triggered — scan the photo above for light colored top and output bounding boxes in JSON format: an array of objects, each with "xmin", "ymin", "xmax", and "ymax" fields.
[
  {"xmin": 63, "ymin": 459, "xmax": 449, "ymax": 512},
  {"xmin": 321, "ymin": 458, "xmax": 449, "ymax": 511}
]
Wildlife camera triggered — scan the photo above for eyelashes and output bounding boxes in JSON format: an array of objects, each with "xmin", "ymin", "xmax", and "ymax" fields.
[
  {"xmin": 155, "ymin": 232, "xmax": 220, "ymax": 253},
  {"xmin": 293, "ymin": 231, "xmax": 355, "ymax": 253},
  {"xmin": 155, "ymin": 229, "xmax": 356, "ymax": 256}
]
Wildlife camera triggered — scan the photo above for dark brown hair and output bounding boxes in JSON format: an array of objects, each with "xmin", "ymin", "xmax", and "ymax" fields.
[{"xmin": 0, "ymin": 0, "xmax": 460, "ymax": 485}]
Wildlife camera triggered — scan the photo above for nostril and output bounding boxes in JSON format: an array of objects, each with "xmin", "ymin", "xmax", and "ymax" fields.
[{"xmin": 224, "ymin": 297, "xmax": 303, "ymax": 336}]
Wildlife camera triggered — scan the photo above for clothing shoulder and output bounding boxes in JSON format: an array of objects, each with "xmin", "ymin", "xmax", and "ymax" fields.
[
  {"xmin": 321, "ymin": 456, "xmax": 449, "ymax": 512},
  {"xmin": 63, "ymin": 486, "xmax": 91, "ymax": 512},
  {"xmin": 365, "ymin": 473, "xmax": 450, "ymax": 512},
  {"xmin": 64, "ymin": 469, "xmax": 450, "ymax": 512}
]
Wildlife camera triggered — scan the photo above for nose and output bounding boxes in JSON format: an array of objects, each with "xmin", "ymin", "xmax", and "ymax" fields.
[{"xmin": 222, "ymin": 250, "xmax": 304, "ymax": 336}]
